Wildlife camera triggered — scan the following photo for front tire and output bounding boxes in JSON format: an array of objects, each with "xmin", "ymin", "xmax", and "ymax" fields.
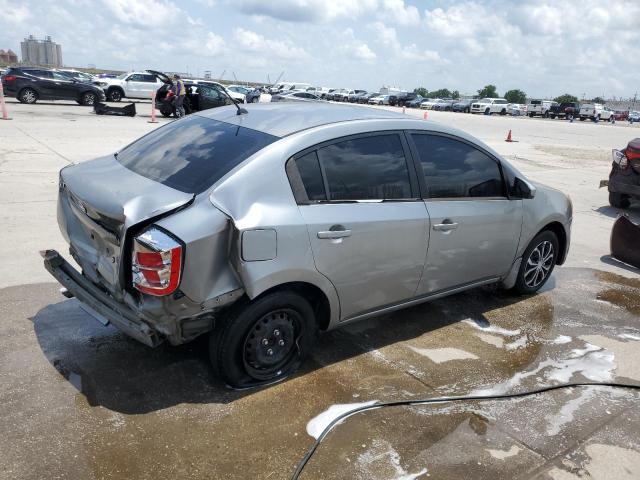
[
  {"xmin": 18, "ymin": 88, "xmax": 38, "ymax": 104},
  {"xmin": 513, "ymin": 231, "xmax": 559, "ymax": 294},
  {"xmin": 80, "ymin": 92, "xmax": 97, "ymax": 106},
  {"xmin": 107, "ymin": 88, "xmax": 123, "ymax": 102},
  {"xmin": 609, "ymin": 192, "xmax": 630, "ymax": 209},
  {"xmin": 210, "ymin": 291, "xmax": 317, "ymax": 389}
]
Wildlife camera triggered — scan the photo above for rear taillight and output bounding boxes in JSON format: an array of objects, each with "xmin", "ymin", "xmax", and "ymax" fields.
[
  {"xmin": 3, "ymin": 75, "xmax": 16, "ymax": 82},
  {"xmin": 612, "ymin": 149, "xmax": 628, "ymax": 169},
  {"xmin": 132, "ymin": 227, "xmax": 183, "ymax": 296}
]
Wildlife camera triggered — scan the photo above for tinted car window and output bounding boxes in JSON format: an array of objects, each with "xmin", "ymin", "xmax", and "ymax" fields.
[
  {"xmin": 141, "ymin": 74, "xmax": 157, "ymax": 82},
  {"xmin": 295, "ymin": 151, "xmax": 326, "ymax": 201},
  {"xmin": 412, "ymin": 134, "xmax": 505, "ymax": 198},
  {"xmin": 317, "ymin": 134, "xmax": 412, "ymax": 201},
  {"xmin": 116, "ymin": 116, "xmax": 278, "ymax": 194}
]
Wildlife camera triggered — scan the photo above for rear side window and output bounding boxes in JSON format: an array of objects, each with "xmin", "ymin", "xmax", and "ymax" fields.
[
  {"xmin": 317, "ymin": 134, "xmax": 412, "ymax": 201},
  {"xmin": 295, "ymin": 151, "xmax": 326, "ymax": 201},
  {"xmin": 411, "ymin": 134, "xmax": 505, "ymax": 199},
  {"xmin": 116, "ymin": 115, "xmax": 278, "ymax": 194}
]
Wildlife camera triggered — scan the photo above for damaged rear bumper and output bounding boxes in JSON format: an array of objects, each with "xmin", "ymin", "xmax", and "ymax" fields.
[{"xmin": 42, "ymin": 249, "xmax": 163, "ymax": 347}]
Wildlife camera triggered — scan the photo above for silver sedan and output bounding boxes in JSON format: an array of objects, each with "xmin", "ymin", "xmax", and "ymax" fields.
[{"xmin": 44, "ymin": 102, "xmax": 572, "ymax": 388}]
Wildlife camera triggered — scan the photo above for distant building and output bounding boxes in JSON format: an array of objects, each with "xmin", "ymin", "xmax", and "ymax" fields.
[
  {"xmin": 0, "ymin": 49, "xmax": 18, "ymax": 64},
  {"xmin": 20, "ymin": 35, "xmax": 62, "ymax": 67}
]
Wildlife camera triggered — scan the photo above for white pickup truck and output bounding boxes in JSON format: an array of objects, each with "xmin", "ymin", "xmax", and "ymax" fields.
[
  {"xmin": 527, "ymin": 100, "xmax": 557, "ymax": 118},
  {"xmin": 579, "ymin": 103, "xmax": 614, "ymax": 122},
  {"xmin": 96, "ymin": 70, "xmax": 168, "ymax": 102},
  {"xmin": 470, "ymin": 98, "xmax": 509, "ymax": 115}
]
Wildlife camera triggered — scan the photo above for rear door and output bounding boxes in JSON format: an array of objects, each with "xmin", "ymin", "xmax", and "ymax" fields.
[
  {"xmin": 197, "ymin": 85, "xmax": 226, "ymax": 110},
  {"xmin": 408, "ymin": 133, "xmax": 522, "ymax": 294},
  {"xmin": 289, "ymin": 132, "xmax": 429, "ymax": 320}
]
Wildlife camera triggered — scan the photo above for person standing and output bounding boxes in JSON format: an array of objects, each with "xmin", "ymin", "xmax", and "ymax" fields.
[{"xmin": 173, "ymin": 74, "xmax": 186, "ymax": 118}]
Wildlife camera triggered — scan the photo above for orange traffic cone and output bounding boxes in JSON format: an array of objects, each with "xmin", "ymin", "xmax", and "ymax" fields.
[
  {"xmin": 505, "ymin": 129, "xmax": 513, "ymax": 142},
  {"xmin": 423, "ymin": 111, "xmax": 428, "ymax": 120}
]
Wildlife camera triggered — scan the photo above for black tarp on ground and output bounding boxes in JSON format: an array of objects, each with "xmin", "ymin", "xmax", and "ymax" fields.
[
  {"xmin": 94, "ymin": 102, "xmax": 136, "ymax": 117},
  {"xmin": 611, "ymin": 215, "xmax": 640, "ymax": 268}
]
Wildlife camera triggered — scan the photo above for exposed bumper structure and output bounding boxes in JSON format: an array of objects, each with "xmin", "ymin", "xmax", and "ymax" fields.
[{"xmin": 41, "ymin": 249, "xmax": 163, "ymax": 347}]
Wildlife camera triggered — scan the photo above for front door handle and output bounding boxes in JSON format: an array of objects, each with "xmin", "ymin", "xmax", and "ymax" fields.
[
  {"xmin": 317, "ymin": 229, "xmax": 352, "ymax": 239},
  {"xmin": 433, "ymin": 221, "xmax": 459, "ymax": 232}
]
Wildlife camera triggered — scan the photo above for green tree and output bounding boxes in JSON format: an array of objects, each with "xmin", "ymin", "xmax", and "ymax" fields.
[
  {"xmin": 477, "ymin": 84, "xmax": 498, "ymax": 98},
  {"xmin": 553, "ymin": 94, "xmax": 579, "ymax": 104},
  {"xmin": 414, "ymin": 87, "xmax": 428, "ymax": 97},
  {"xmin": 504, "ymin": 89, "xmax": 527, "ymax": 104},
  {"xmin": 591, "ymin": 96, "xmax": 605, "ymax": 104},
  {"xmin": 451, "ymin": 90, "xmax": 460, "ymax": 99}
]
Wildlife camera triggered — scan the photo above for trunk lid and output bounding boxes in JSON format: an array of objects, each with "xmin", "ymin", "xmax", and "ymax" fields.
[{"xmin": 58, "ymin": 155, "xmax": 193, "ymax": 296}]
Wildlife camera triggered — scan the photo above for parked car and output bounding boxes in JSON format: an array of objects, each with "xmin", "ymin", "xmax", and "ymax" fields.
[
  {"xmin": 579, "ymin": 103, "xmax": 613, "ymax": 122},
  {"xmin": 388, "ymin": 92, "xmax": 409, "ymax": 107},
  {"xmin": 197, "ymin": 81, "xmax": 245, "ymax": 103},
  {"xmin": 507, "ymin": 104, "xmax": 528, "ymax": 116},
  {"xmin": 613, "ymin": 110, "xmax": 629, "ymax": 121},
  {"xmin": 96, "ymin": 70, "xmax": 169, "ymax": 102},
  {"xmin": 332, "ymin": 89, "xmax": 353, "ymax": 102},
  {"xmin": 306, "ymin": 86, "xmax": 331, "ymax": 98},
  {"xmin": 155, "ymin": 81, "xmax": 233, "ymax": 117},
  {"xmin": 452, "ymin": 98, "xmax": 476, "ymax": 113},
  {"xmin": 607, "ymin": 138, "xmax": 640, "ymax": 208},
  {"xmin": 629, "ymin": 111, "xmax": 640, "ymax": 123},
  {"xmin": 369, "ymin": 94, "xmax": 390, "ymax": 105},
  {"xmin": 406, "ymin": 95, "xmax": 425, "ymax": 108},
  {"xmin": 1, "ymin": 67, "xmax": 106, "ymax": 105},
  {"xmin": 549, "ymin": 102, "xmax": 581, "ymax": 119},
  {"xmin": 270, "ymin": 91, "xmax": 320, "ymax": 102},
  {"xmin": 227, "ymin": 85, "xmax": 261, "ymax": 103},
  {"xmin": 432, "ymin": 99, "xmax": 456, "ymax": 111},
  {"xmin": 398, "ymin": 93, "xmax": 421, "ymax": 108},
  {"xmin": 348, "ymin": 90, "xmax": 367, "ymax": 103},
  {"xmin": 528, "ymin": 100, "xmax": 558, "ymax": 118},
  {"xmin": 470, "ymin": 98, "xmax": 510, "ymax": 115},
  {"xmin": 420, "ymin": 98, "xmax": 443, "ymax": 110},
  {"xmin": 359, "ymin": 92, "xmax": 380, "ymax": 104},
  {"xmin": 43, "ymin": 102, "xmax": 572, "ymax": 388}
]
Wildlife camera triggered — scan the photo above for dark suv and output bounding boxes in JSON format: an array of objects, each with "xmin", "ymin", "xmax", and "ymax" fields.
[
  {"xmin": 1, "ymin": 67, "xmax": 105, "ymax": 105},
  {"xmin": 608, "ymin": 139, "xmax": 640, "ymax": 208},
  {"xmin": 155, "ymin": 80, "xmax": 233, "ymax": 117}
]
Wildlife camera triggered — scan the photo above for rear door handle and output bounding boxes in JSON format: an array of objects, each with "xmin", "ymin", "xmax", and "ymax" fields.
[
  {"xmin": 433, "ymin": 221, "xmax": 459, "ymax": 232},
  {"xmin": 317, "ymin": 229, "xmax": 352, "ymax": 239}
]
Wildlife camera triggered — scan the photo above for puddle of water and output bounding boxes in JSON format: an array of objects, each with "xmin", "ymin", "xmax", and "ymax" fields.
[
  {"xmin": 408, "ymin": 346, "xmax": 478, "ymax": 363},
  {"xmin": 553, "ymin": 335, "xmax": 572, "ymax": 344},
  {"xmin": 488, "ymin": 445, "xmax": 522, "ymax": 460},
  {"xmin": 357, "ymin": 439, "xmax": 428, "ymax": 480},
  {"xmin": 545, "ymin": 388, "xmax": 596, "ymax": 435},
  {"xmin": 597, "ymin": 288, "xmax": 640, "ymax": 316},
  {"xmin": 306, "ymin": 400, "xmax": 379, "ymax": 439}
]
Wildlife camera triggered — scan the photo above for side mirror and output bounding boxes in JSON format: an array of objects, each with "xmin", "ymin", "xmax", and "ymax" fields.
[{"xmin": 513, "ymin": 177, "xmax": 536, "ymax": 199}]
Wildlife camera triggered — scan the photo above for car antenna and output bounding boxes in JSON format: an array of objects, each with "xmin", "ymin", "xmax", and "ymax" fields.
[{"xmin": 221, "ymin": 86, "xmax": 248, "ymax": 115}]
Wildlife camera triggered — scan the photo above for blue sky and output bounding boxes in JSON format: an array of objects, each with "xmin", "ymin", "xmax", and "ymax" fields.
[{"xmin": 1, "ymin": 0, "xmax": 638, "ymax": 98}]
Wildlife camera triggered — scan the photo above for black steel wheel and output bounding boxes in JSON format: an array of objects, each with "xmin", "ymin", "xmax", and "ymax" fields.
[
  {"xmin": 18, "ymin": 88, "xmax": 38, "ymax": 104},
  {"xmin": 514, "ymin": 230, "xmax": 559, "ymax": 294},
  {"xmin": 210, "ymin": 291, "xmax": 317, "ymax": 389}
]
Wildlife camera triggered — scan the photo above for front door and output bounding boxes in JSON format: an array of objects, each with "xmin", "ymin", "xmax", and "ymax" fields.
[
  {"xmin": 290, "ymin": 133, "xmax": 429, "ymax": 320},
  {"xmin": 408, "ymin": 133, "xmax": 523, "ymax": 294},
  {"xmin": 198, "ymin": 85, "xmax": 226, "ymax": 111}
]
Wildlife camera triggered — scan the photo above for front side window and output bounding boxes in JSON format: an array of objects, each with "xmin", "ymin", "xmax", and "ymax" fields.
[
  {"xmin": 317, "ymin": 134, "xmax": 412, "ymax": 201},
  {"xmin": 117, "ymin": 116, "xmax": 278, "ymax": 194},
  {"xmin": 411, "ymin": 134, "xmax": 505, "ymax": 199}
]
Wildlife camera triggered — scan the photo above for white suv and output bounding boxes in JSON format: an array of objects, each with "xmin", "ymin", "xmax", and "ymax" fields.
[
  {"xmin": 579, "ymin": 103, "xmax": 613, "ymax": 122},
  {"xmin": 96, "ymin": 70, "xmax": 168, "ymax": 102},
  {"xmin": 470, "ymin": 98, "xmax": 509, "ymax": 115}
]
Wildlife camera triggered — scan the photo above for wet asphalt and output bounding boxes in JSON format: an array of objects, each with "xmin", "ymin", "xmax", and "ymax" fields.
[{"xmin": 1, "ymin": 267, "xmax": 638, "ymax": 479}]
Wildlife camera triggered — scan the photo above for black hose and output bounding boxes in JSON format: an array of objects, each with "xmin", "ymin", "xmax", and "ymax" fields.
[{"xmin": 291, "ymin": 381, "xmax": 640, "ymax": 480}]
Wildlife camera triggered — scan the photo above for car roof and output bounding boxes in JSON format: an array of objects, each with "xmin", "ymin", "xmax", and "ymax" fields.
[{"xmin": 195, "ymin": 102, "xmax": 409, "ymax": 137}]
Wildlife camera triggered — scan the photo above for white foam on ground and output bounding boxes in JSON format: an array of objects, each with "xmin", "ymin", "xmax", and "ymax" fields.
[
  {"xmin": 306, "ymin": 400, "xmax": 378, "ymax": 439},
  {"xmin": 619, "ymin": 333, "xmax": 640, "ymax": 341},
  {"xmin": 476, "ymin": 332, "xmax": 505, "ymax": 348},
  {"xmin": 463, "ymin": 319, "xmax": 521, "ymax": 336},
  {"xmin": 488, "ymin": 445, "xmax": 522, "ymax": 460},
  {"xmin": 553, "ymin": 335, "xmax": 572, "ymax": 344},
  {"xmin": 472, "ymin": 342, "xmax": 615, "ymax": 395},
  {"xmin": 357, "ymin": 439, "xmax": 428, "ymax": 480},
  {"xmin": 545, "ymin": 388, "xmax": 596, "ymax": 435},
  {"xmin": 408, "ymin": 346, "xmax": 478, "ymax": 363}
]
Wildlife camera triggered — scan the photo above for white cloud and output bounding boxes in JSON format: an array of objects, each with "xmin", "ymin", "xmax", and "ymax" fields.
[
  {"xmin": 352, "ymin": 43, "xmax": 377, "ymax": 61},
  {"xmin": 205, "ymin": 32, "xmax": 225, "ymax": 55},
  {"xmin": 0, "ymin": 0, "xmax": 30, "ymax": 23},
  {"xmin": 233, "ymin": 0, "xmax": 376, "ymax": 22},
  {"xmin": 232, "ymin": 27, "xmax": 307, "ymax": 59},
  {"xmin": 369, "ymin": 21, "xmax": 442, "ymax": 63},
  {"xmin": 379, "ymin": 0, "xmax": 420, "ymax": 26},
  {"xmin": 102, "ymin": 0, "xmax": 178, "ymax": 28}
]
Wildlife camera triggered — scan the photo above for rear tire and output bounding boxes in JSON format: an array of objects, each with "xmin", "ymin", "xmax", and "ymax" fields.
[
  {"xmin": 513, "ymin": 231, "xmax": 559, "ymax": 295},
  {"xmin": 80, "ymin": 92, "xmax": 97, "ymax": 106},
  {"xmin": 609, "ymin": 192, "xmax": 630, "ymax": 209},
  {"xmin": 107, "ymin": 88, "xmax": 123, "ymax": 102},
  {"xmin": 209, "ymin": 291, "xmax": 317, "ymax": 389},
  {"xmin": 18, "ymin": 88, "xmax": 38, "ymax": 104}
]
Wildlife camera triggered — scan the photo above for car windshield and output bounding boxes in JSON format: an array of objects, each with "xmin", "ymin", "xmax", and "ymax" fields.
[
  {"xmin": 116, "ymin": 115, "xmax": 278, "ymax": 194},
  {"xmin": 116, "ymin": 72, "xmax": 129, "ymax": 79}
]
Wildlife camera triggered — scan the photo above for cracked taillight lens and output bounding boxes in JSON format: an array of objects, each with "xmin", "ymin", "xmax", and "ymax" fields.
[{"xmin": 132, "ymin": 227, "xmax": 183, "ymax": 296}]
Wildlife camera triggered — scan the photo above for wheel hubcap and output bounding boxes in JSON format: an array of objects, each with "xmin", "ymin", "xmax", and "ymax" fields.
[
  {"xmin": 243, "ymin": 310, "xmax": 298, "ymax": 379},
  {"xmin": 24, "ymin": 91, "xmax": 35, "ymax": 102},
  {"xmin": 84, "ymin": 94, "xmax": 95, "ymax": 105},
  {"xmin": 524, "ymin": 241, "xmax": 554, "ymax": 288}
]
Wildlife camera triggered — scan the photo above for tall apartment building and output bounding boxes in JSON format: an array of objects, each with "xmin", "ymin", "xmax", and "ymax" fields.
[
  {"xmin": 0, "ymin": 49, "xmax": 18, "ymax": 64},
  {"xmin": 20, "ymin": 35, "xmax": 63, "ymax": 67}
]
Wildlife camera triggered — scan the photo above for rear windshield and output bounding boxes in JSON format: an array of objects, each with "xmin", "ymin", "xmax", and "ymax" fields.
[{"xmin": 116, "ymin": 115, "xmax": 278, "ymax": 194}]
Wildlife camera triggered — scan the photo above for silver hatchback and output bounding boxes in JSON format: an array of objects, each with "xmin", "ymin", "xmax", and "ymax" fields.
[{"xmin": 44, "ymin": 103, "xmax": 572, "ymax": 388}]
